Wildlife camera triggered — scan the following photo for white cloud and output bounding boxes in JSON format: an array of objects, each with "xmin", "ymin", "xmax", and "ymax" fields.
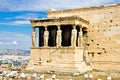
[
  {"xmin": 12, "ymin": 41, "xmax": 18, "ymax": 45},
  {"xmin": 0, "ymin": 32, "xmax": 31, "ymax": 50},
  {"xmin": 15, "ymin": 13, "xmax": 40, "ymax": 20},
  {"xmin": 0, "ymin": 21, "xmax": 30, "ymax": 25},
  {"xmin": 4, "ymin": 13, "xmax": 43, "ymax": 20},
  {"xmin": 12, "ymin": 21, "xmax": 30, "ymax": 25},
  {"xmin": 2, "ymin": 13, "xmax": 46, "ymax": 26},
  {"xmin": 0, "ymin": 0, "xmax": 119, "ymax": 11}
]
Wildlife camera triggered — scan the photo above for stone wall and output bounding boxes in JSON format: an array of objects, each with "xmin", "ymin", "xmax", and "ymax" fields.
[
  {"xmin": 47, "ymin": 4, "xmax": 120, "ymax": 70},
  {"xmin": 28, "ymin": 47, "xmax": 91, "ymax": 72}
]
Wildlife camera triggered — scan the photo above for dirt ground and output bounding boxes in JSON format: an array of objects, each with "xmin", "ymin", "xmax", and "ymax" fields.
[{"xmin": 22, "ymin": 69, "xmax": 120, "ymax": 80}]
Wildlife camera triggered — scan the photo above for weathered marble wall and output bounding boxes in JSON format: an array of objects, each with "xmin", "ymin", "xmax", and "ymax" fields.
[{"xmin": 47, "ymin": 4, "xmax": 120, "ymax": 70}]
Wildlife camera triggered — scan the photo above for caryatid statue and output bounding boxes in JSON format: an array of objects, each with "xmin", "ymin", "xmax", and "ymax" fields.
[
  {"xmin": 32, "ymin": 29, "xmax": 36, "ymax": 47},
  {"xmin": 56, "ymin": 26, "xmax": 62, "ymax": 47},
  {"xmin": 78, "ymin": 28, "xmax": 83, "ymax": 47},
  {"xmin": 71, "ymin": 25, "xmax": 77, "ymax": 47},
  {"xmin": 44, "ymin": 27, "xmax": 49, "ymax": 46}
]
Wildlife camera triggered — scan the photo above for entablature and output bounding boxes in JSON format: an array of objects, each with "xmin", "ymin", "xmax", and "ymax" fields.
[{"xmin": 30, "ymin": 16, "xmax": 89, "ymax": 28}]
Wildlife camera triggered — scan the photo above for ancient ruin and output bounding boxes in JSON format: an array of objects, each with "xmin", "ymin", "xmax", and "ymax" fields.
[{"xmin": 27, "ymin": 3, "xmax": 120, "ymax": 73}]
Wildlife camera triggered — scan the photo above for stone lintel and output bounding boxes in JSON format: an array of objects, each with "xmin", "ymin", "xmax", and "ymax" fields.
[{"xmin": 30, "ymin": 16, "xmax": 89, "ymax": 27}]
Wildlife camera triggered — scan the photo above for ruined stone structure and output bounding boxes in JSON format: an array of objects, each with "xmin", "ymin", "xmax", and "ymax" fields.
[{"xmin": 27, "ymin": 3, "xmax": 120, "ymax": 72}]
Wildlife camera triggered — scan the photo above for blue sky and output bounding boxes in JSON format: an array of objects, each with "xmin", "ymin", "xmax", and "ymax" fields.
[{"xmin": 0, "ymin": 0, "xmax": 120, "ymax": 50}]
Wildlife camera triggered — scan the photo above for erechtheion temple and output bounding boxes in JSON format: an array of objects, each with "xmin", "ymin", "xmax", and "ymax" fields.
[{"xmin": 27, "ymin": 3, "xmax": 120, "ymax": 73}]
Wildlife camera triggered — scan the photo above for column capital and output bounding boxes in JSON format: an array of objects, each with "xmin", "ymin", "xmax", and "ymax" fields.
[
  {"xmin": 80, "ymin": 27, "xmax": 82, "ymax": 31},
  {"xmin": 44, "ymin": 26, "xmax": 48, "ymax": 31},
  {"xmin": 72, "ymin": 24, "xmax": 76, "ymax": 29},
  {"xmin": 77, "ymin": 24, "xmax": 82, "ymax": 28},
  {"xmin": 57, "ymin": 25, "xmax": 61, "ymax": 27},
  {"xmin": 57, "ymin": 25, "xmax": 61, "ymax": 30},
  {"xmin": 43, "ymin": 25, "xmax": 47, "ymax": 28}
]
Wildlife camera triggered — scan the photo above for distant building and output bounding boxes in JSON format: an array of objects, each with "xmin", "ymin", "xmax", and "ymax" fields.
[{"xmin": 27, "ymin": 3, "xmax": 120, "ymax": 73}]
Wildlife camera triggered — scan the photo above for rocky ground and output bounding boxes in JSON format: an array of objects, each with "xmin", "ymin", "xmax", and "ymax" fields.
[{"xmin": 0, "ymin": 69, "xmax": 120, "ymax": 80}]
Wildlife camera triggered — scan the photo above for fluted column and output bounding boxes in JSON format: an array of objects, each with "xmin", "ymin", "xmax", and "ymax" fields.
[
  {"xmin": 44, "ymin": 26, "xmax": 49, "ymax": 46},
  {"xmin": 32, "ymin": 27, "xmax": 36, "ymax": 47},
  {"xmin": 56, "ymin": 25, "xmax": 62, "ymax": 47},
  {"xmin": 71, "ymin": 25, "xmax": 77, "ymax": 47},
  {"xmin": 78, "ymin": 27, "xmax": 83, "ymax": 47}
]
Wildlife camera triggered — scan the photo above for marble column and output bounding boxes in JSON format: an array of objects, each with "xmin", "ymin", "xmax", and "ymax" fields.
[
  {"xmin": 78, "ymin": 27, "xmax": 83, "ymax": 47},
  {"xmin": 32, "ymin": 27, "xmax": 36, "ymax": 47},
  {"xmin": 44, "ymin": 26, "xmax": 49, "ymax": 46},
  {"xmin": 71, "ymin": 25, "xmax": 77, "ymax": 47},
  {"xmin": 56, "ymin": 25, "xmax": 62, "ymax": 47}
]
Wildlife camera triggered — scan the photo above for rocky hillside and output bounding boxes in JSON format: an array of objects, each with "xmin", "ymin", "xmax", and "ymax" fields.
[{"xmin": 0, "ymin": 49, "xmax": 30, "ymax": 56}]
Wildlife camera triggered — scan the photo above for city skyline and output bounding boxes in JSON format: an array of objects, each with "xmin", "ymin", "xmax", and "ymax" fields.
[{"xmin": 0, "ymin": 0, "xmax": 120, "ymax": 50}]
